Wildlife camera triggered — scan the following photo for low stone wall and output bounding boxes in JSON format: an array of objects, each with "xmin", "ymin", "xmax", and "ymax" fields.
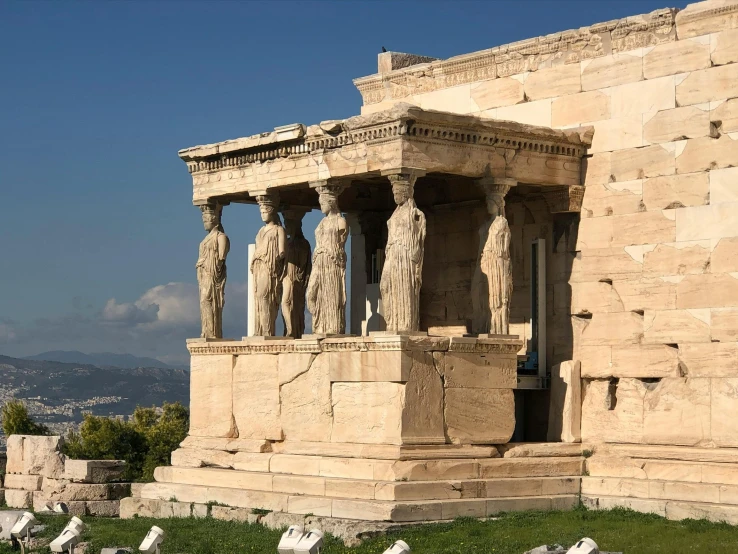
[
  {"xmin": 582, "ymin": 444, "xmax": 738, "ymax": 525},
  {"xmin": 1, "ymin": 435, "xmax": 129, "ymax": 517}
]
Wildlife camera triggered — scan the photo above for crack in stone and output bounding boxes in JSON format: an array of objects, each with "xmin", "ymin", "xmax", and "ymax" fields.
[{"xmin": 279, "ymin": 353, "xmax": 317, "ymax": 388}]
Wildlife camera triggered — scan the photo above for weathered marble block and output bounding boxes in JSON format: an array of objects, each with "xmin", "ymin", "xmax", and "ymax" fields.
[
  {"xmin": 186, "ymin": 334, "xmax": 522, "ymax": 448},
  {"xmin": 5, "ymin": 435, "xmax": 64, "ymax": 478},
  {"xmin": 64, "ymin": 459, "xmax": 126, "ymax": 483}
]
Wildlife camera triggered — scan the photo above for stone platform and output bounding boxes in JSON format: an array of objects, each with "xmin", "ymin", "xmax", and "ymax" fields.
[
  {"xmin": 123, "ymin": 442, "xmax": 584, "ymax": 523},
  {"xmin": 124, "ymin": 335, "xmax": 592, "ymax": 522}
]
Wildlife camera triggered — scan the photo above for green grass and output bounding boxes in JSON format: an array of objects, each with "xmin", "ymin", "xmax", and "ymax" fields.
[{"xmin": 5, "ymin": 507, "xmax": 738, "ymax": 553}]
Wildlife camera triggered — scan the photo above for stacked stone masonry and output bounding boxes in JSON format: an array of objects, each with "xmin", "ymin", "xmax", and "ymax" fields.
[
  {"xmin": 124, "ymin": 442, "xmax": 585, "ymax": 522},
  {"xmin": 1, "ymin": 435, "xmax": 129, "ymax": 517},
  {"xmin": 354, "ymin": 0, "xmax": 738, "ymax": 454}
]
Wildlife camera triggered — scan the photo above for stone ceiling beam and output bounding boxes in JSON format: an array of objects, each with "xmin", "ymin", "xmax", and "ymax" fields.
[{"xmin": 179, "ymin": 104, "xmax": 592, "ymax": 206}]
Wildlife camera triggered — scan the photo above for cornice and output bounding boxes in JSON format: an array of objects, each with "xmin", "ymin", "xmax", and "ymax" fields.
[
  {"xmin": 187, "ymin": 335, "xmax": 523, "ymax": 355},
  {"xmin": 179, "ymin": 105, "xmax": 591, "ymax": 179},
  {"xmin": 353, "ymin": 8, "xmax": 678, "ymax": 105}
]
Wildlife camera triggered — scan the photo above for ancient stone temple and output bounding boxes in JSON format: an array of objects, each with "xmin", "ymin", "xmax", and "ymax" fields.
[{"xmin": 124, "ymin": 0, "xmax": 738, "ymax": 526}]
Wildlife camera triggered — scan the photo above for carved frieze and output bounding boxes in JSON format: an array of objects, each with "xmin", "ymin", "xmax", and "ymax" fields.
[
  {"xmin": 544, "ymin": 185, "xmax": 585, "ymax": 214},
  {"xmin": 186, "ymin": 335, "xmax": 521, "ymax": 355}
]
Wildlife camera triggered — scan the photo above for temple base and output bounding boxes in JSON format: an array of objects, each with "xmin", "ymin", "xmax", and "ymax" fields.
[
  {"xmin": 123, "ymin": 442, "xmax": 584, "ymax": 523},
  {"xmin": 124, "ymin": 335, "xmax": 592, "ymax": 523}
]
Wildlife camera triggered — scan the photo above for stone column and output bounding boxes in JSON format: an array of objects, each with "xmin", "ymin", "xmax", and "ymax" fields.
[
  {"xmin": 250, "ymin": 191, "xmax": 286, "ymax": 337},
  {"xmin": 345, "ymin": 212, "xmax": 367, "ymax": 336},
  {"xmin": 195, "ymin": 201, "xmax": 230, "ymax": 339},
  {"xmin": 379, "ymin": 168, "xmax": 427, "ymax": 334},
  {"xmin": 472, "ymin": 177, "xmax": 516, "ymax": 335},
  {"xmin": 306, "ymin": 180, "xmax": 349, "ymax": 335},
  {"xmin": 280, "ymin": 207, "xmax": 312, "ymax": 338}
]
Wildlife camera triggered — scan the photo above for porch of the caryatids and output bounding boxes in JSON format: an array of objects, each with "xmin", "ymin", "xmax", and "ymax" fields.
[
  {"xmin": 251, "ymin": 191, "xmax": 286, "ymax": 337},
  {"xmin": 471, "ymin": 177, "xmax": 516, "ymax": 335},
  {"xmin": 306, "ymin": 180, "xmax": 349, "ymax": 335},
  {"xmin": 379, "ymin": 168, "xmax": 427, "ymax": 334},
  {"xmin": 280, "ymin": 207, "xmax": 311, "ymax": 339},
  {"xmin": 196, "ymin": 202, "xmax": 231, "ymax": 339}
]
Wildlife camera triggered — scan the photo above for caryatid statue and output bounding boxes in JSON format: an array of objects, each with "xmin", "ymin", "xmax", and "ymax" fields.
[
  {"xmin": 474, "ymin": 179, "xmax": 515, "ymax": 335},
  {"xmin": 380, "ymin": 171, "xmax": 426, "ymax": 333},
  {"xmin": 307, "ymin": 182, "xmax": 348, "ymax": 335},
  {"xmin": 196, "ymin": 203, "xmax": 230, "ymax": 339},
  {"xmin": 251, "ymin": 193, "xmax": 286, "ymax": 336},
  {"xmin": 281, "ymin": 209, "xmax": 312, "ymax": 338}
]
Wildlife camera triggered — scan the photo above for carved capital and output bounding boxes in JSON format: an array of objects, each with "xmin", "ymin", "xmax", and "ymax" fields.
[
  {"xmin": 309, "ymin": 179, "xmax": 349, "ymax": 198},
  {"xmin": 477, "ymin": 178, "xmax": 516, "ymax": 216},
  {"xmin": 198, "ymin": 201, "xmax": 224, "ymax": 220},
  {"xmin": 544, "ymin": 185, "xmax": 585, "ymax": 213},
  {"xmin": 280, "ymin": 206, "xmax": 310, "ymax": 223},
  {"xmin": 381, "ymin": 167, "xmax": 426, "ymax": 192},
  {"xmin": 252, "ymin": 190, "xmax": 280, "ymax": 209}
]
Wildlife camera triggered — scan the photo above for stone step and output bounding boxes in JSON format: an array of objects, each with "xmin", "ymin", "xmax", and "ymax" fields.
[
  {"xmin": 154, "ymin": 466, "xmax": 580, "ymax": 501},
  {"xmin": 587, "ymin": 454, "xmax": 738, "ymax": 485},
  {"xmin": 136, "ymin": 481, "xmax": 578, "ymax": 522},
  {"xmin": 598, "ymin": 444, "xmax": 738, "ymax": 464},
  {"xmin": 582, "ymin": 494, "xmax": 738, "ymax": 526},
  {"xmin": 499, "ymin": 443, "xmax": 589, "ymax": 458},
  {"xmin": 582, "ymin": 476, "xmax": 738, "ymax": 505},
  {"xmin": 172, "ymin": 448, "xmax": 583, "ymax": 481},
  {"xmin": 271, "ymin": 441, "xmax": 500, "ymax": 460}
]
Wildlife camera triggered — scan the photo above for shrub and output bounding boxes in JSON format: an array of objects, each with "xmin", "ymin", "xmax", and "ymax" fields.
[
  {"xmin": 1, "ymin": 400, "xmax": 50, "ymax": 436},
  {"xmin": 62, "ymin": 402, "xmax": 189, "ymax": 482}
]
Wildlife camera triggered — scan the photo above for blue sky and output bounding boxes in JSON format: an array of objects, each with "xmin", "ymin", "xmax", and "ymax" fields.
[{"xmin": 0, "ymin": 0, "xmax": 673, "ymax": 365}]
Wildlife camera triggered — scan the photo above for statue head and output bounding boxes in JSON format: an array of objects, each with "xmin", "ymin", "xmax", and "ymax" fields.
[
  {"xmin": 316, "ymin": 184, "xmax": 343, "ymax": 215},
  {"xmin": 392, "ymin": 184, "xmax": 412, "ymax": 206},
  {"xmin": 485, "ymin": 193, "xmax": 504, "ymax": 219},
  {"xmin": 256, "ymin": 193, "xmax": 280, "ymax": 224},
  {"xmin": 200, "ymin": 204, "xmax": 222, "ymax": 232}
]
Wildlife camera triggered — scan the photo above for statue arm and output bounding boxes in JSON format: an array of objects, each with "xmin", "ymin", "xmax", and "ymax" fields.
[
  {"xmin": 277, "ymin": 227, "xmax": 288, "ymax": 279},
  {"xmin": 337, "ymin": 216, "xmax": 348, "ymax": 245},
  {"xmin": 217, "ymin": 234, "xmax": 229, "ymax": 263}
]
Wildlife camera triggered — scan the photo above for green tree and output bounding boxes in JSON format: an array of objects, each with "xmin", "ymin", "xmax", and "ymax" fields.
[
  {"xmin": 62, "ymin": 402, "xmax": 189, "ymax": 482},
  {"xmin": 1, "ymin": 400, "xmax": 49, "ymax": 436},
  {"xmin": 137, "ymin": 403, "xmax": 189, "ymax": 482}
]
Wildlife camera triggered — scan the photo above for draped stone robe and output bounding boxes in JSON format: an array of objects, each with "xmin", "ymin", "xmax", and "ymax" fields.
[
  {"xmin": 481, "ymin": 215, "xmax": 513, "ymax": 335},
  {"xmin": 282, "ymin": 234, "xmax": 312, "ymax": 338},
  {"xmin": 307, "ymin": 214, "xmax": 347, "ymax": 334},
  {"xmin": 251, "ymin": 224, "xmax": 284, "ymax": 336},
  {"xmin": 196, "ymin": 227, "xmax": 230, "ymax": 338},
  {"xmin": 380, "ymin": 199, "xmax": 426, "ymax": 333}
]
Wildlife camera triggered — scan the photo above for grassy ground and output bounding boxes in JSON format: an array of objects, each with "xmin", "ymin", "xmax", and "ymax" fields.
[{"xmin": 4, "ymin": 507, "xmax": 738, "ymax": 553}]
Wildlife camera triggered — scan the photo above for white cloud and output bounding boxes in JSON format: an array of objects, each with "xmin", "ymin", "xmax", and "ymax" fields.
[
  {"xmin": 2, "ymin": 280, "xmax": 250, "ymax": 360},
  {"xmin": 135, "ymin": 282, "xmax": 200, "ymax": 328},
  {"xmin": 102, "ymin": 298, "xmax": 159, "ymax": 324}
]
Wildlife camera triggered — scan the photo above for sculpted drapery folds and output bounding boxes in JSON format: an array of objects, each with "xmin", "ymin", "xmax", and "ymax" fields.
[
  {"xmin": 380, "ymin": 172, "xmax": 426, "ymax": 333},
  {"xmin": 281, "ymin": 210, "xmax": 312, "ymax": 338},
  {"xmin": 251, "ymin": 193, "xmax": 286, "ymax": 336},
  {"xmin": 307, "ymin": 182, "xmax": 348, "ymax": 335},
  {"xmin": 473, "ymin": 179, "xmax": 514, "ymax": 335},
  {"xmin": 196, "ymin": 203, "xmax": 230, "ymax": 339}
]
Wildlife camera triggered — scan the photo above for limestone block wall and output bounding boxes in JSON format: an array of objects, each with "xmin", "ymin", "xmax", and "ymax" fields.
[
  {"xmin": 355, "ymin": 1, "xmax": 738, "ymax": 448},
  {"xmin": 187, "ymin": 337, "xmax": 520, "ymax": 448},
  {"xmin": 2, "ymin": 435, "xmax": 129, "ymax": 516}
]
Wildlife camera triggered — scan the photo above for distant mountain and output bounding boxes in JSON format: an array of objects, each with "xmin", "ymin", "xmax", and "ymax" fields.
[
  {"xmin": 0, "ymin": 354, "xmax": 190, "ymax": 449},
  {"xmin": 24, "ymin": 350, "xmax": 185, "ymax": 370}
]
